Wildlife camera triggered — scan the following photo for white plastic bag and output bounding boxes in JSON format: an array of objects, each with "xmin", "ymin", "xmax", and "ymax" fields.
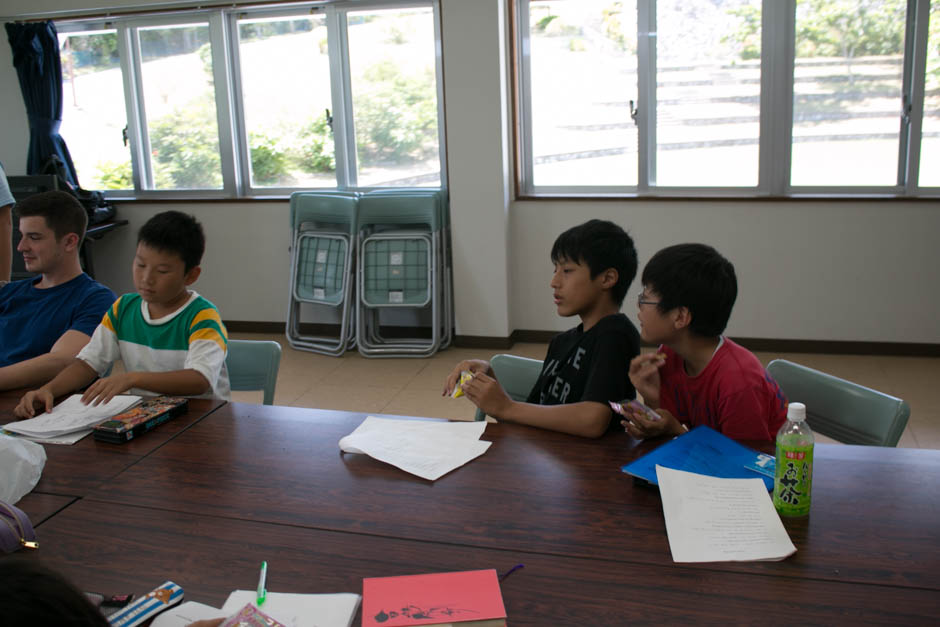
[{"xmin": 0, "ymin": 434, "xmax": 47, "ymax": 504}]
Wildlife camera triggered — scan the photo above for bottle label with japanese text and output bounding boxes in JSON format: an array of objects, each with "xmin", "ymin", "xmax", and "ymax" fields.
[{"xmin": 773, "ymin": 444, "xmax": 813, "ymax": 516}]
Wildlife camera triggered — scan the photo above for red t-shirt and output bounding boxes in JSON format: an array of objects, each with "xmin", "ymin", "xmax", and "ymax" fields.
[{"xmin": 657, "ymin": 339, "xmax": 788, "ymax": 441}]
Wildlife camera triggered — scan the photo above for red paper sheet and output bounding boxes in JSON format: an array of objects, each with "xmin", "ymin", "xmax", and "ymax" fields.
[{"xmin": 362, "ymin": 569, "xmax": 507, "ymax": 627}]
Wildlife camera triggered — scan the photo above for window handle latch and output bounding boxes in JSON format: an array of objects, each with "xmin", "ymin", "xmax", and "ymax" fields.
[
  {"xmin": 325, "ymin": 109, "xmax": 333, "ymax": 131},
  {"xmin": 629, "ymin": 100, "xmax": 638, "ymax": 126},
  {"xmin": 122, "ymin": 125, "xmax": 129, "ymax": 146}
]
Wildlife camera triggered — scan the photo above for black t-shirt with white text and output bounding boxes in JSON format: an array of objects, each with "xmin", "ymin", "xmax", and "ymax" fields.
[{"xmin": 526, "ymin": 313, "xmax": 640, "ymax": 428}]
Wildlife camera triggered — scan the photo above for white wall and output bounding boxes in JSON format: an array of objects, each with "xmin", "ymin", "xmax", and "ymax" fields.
[
  {"xmin": 510, "ymin": 200, "xmax": 940, "ymax": 343},
  {"xmin": 2, "ymin": 0, "xmax": 939, "ymax": 344}
]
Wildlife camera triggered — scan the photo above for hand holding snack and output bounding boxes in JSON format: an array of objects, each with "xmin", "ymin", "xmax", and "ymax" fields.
[
  {"xmin": 609, "ymin": 399, "xmax": 662, "ymax": 422},
  {"xmin": 450, "ymin": 370, "xmax": 474, "ymax": 398},
  {"xmin": 442, "ymin": 359, "xmax": 493, "ymax": 396},
  {"xmin": 618, "ymin": 404, "xmax": 685, "ymax": 441}
]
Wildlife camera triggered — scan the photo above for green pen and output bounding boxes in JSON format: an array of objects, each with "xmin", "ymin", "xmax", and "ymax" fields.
[{"xmin": 256, "ymin": 561, "xmax": 267, "ymax": 606}]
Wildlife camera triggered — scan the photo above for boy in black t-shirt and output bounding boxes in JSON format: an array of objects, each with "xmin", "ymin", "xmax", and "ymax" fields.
[{"xmin": 443, "ymin": 219, "xmax": 640, "ymax": 438}]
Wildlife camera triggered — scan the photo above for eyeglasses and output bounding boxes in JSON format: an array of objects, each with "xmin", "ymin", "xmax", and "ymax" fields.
[{"xmin": 636, "ymin": 292, "xmax": 660, "ymax": 307}]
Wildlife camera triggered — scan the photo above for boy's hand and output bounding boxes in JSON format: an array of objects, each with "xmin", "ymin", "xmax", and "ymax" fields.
[
  {"xmin": 621, "ymin": 407, "xmax": 685, "ymax": 441},
  {"xmin": 442, "ymin": 359, "xmax": 492, "ymax": 396},
  {"xmin": 81, "ymin": 373, "xmax": 137, "ymax": 406},
  {"xmin": 14, "ymin": 387, "xmax": 54, "ymax": 418},
  {"xmin": 460, "ymin": 372, "xmax": 513, "ymax": 418},
  {"xmin": 628, "ymin": 353, "xmax": 666, "ymax": 407}
]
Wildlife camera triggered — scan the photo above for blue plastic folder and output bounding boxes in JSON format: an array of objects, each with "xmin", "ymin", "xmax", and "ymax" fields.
[{"xmin": 621, "ymin": 426, "xmax": 775, "ymax": 491}]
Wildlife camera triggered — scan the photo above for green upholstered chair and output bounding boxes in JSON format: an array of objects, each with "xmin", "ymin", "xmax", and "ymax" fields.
[
  {"xmin": 473, "ymin": 354, "xmax": 543, "ymax": 421},
  {"xmin": 766, "ymin": 359, "xmax": 910, "ymax": 447},
  {"xmin": 226, "ymin": 339, "xmax": 282, "ymax": 406}
]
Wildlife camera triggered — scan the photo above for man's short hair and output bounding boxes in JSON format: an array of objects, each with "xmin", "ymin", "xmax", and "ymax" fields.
[
  {"xmin": 642, "ymin": 243, "xmax": 737, "ymax": 337},
  {"xmin": 137, "ymin": 211, "xmax": 205, "ymax": 272},
  {"xmin": 14, "ymin": 190, "xmax": 88, "ymax": 241},
  {"xmin": 550, "ymin": 219, "xmax": 638, "ymax": 307}
]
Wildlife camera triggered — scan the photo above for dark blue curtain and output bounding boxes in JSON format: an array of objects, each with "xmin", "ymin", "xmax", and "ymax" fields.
[{"xmin": 5, "ymin": 21, "xmax": 78, "ymax": 187}]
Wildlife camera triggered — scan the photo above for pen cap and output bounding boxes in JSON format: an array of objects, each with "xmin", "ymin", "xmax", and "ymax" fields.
[{"xmin": 786, "ymin": 402, "xmax": 807, "ymax": 422}]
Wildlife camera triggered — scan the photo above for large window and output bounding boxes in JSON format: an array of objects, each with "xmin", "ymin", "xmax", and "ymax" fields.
[
  {"xmin": 516, "ymin": 0, "xmax": 940, "ymax": 196},
  {"xmin": 58, "ymin": 1, "xmax": 444, "ymax": 197}
]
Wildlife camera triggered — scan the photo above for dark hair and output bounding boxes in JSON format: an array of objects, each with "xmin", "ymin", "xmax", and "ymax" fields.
[
  {"xmin": 642, "ymin": 243, "xmax": 737, "ymax": 337},
  {"xmin": 0, "ymin": 557, "xmax": 109, "ymax": 626},
  {"xmin": 138, "ymin": 210, "xmax": 205, "ymax": 272},
  {"xmin": 550, "ymin": 219, "xmax": 637, "ymax": 306},
  {"xmin": 14, "ymin": 190, "xmax": 88, "ymax": 240}
]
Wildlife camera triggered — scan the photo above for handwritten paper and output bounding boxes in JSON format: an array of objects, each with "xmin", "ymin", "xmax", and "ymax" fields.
[
  {"xmin": 656, "ymin": 465, "xmax": 796, "ymax": 563},
  {"xmin": 339, "ymin": 416, "xmax": 492, "ymax": 481},
  {"xmin": 221, "ymin": 591, "xmax": 361, "ymax": 627},
  {"xmin": 3, "ymin": 394, "xmax": 142, "ymax": 438}
]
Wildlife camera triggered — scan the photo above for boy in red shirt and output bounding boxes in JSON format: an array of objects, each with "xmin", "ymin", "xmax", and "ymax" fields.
[{"xmin": 619, "ymin": 243, "xmax": 787, "ymax": 441}]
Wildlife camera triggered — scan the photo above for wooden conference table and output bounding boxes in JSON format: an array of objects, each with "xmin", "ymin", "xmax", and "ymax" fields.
[{"xmin": 7, "ymin": 400, "xmax": 940, "ymax": 624}]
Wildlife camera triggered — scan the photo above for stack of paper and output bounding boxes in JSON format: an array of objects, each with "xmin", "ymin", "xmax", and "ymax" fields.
[
  {"xmin": 656, "ymin": 465, "xmax": 797, "ymax": 563},
  {"xmin": 3, "ymin": 395, "xmax": 142, "ymax": 445},
  {"xmin": 339, "ymin": 416, "xmax": 492, "ymax": 481}
]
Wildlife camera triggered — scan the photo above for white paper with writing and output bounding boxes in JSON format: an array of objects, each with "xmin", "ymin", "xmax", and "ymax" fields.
[
  {"xmin": 339, "ymin": 416, "xmax": 491, "ymax": 481},
  {"xmin": 221, "ymin": 591, "xmax": 361, "ymax": 627},
  {"xmin": 656, "ymin": 464, "xmax": 797, "ymax": 562},
  {"xmin": 2, "ymin": 394, "xmax": 142, "ymax": 438}
]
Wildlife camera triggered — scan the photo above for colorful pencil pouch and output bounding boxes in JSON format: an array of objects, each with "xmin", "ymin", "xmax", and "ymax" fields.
[{"xmin": 108, "ymin": 581, "xmax": 183, "ymax": 626}]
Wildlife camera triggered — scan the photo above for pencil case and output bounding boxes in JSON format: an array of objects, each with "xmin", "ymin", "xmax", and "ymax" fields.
[
  {"xmin": 0, "ymin": 499, "xmax": 38, "ymax": 553},
  {"xmin": 93, "ymin": 397, "xmax": 188, "ymax": 443},
  {"xmin": 108, "ymin": 581, "xmax": 183, "ymax": 626}
]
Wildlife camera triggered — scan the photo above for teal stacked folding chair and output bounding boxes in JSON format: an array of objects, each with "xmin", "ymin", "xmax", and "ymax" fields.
[
  {"xmin": 355, "ymin": 190, "xmax": 448, "ymax": 357},
  {"xmin": 286, "ymin": 191, "xmax": 359, "ymax": 356}
]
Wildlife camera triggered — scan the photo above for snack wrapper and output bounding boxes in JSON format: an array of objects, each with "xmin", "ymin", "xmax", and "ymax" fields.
[
  {"xmin": 451, "ymin": 370, "xmax": 474, "ymax": 398},
  {"xmin": 220, "ymin": 603, "xmax": 287, "ymax": 627},
  {"xmin": 609, "ymin": 399, "xmax": 662, "ymax": 421}
]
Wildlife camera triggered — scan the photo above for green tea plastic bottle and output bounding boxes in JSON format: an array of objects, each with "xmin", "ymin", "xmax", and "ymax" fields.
[{"xmin": 773, "ymin": 402, "xmax": 814, "ymax": 516}]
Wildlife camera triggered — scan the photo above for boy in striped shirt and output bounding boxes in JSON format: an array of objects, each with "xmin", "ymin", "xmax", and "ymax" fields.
[{"xmin": 15, "ymin": 211, "xmax": 230, "ymax": 417}]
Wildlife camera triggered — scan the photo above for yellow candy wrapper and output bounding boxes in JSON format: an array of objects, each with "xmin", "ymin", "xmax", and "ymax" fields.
[{"xmin": 451, "ymin": 370, "xmax": 474, "ymax": 398}]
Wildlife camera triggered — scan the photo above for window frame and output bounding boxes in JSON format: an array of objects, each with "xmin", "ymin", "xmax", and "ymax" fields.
[
  {"xmin": 513, "ymin": 0, "xmax": 939, "ymax": 198},
  {"xmin": 56, "ymin": 0, "xmax": 447, "ymax": 199}
]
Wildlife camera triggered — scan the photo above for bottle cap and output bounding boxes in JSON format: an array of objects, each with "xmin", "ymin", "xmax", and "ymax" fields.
[{"xmin": 787, "ymin": 402, "xmax": 806, "ymax": 422}]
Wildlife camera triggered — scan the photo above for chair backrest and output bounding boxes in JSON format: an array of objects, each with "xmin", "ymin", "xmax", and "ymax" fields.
[
  {"xmin": 766, "ymin": 359, "xmax": 910, "ymax": 446},
  {"xmin": 357, "ymin": 191, "xmax": 441, "ymax": 232},
  {"xmin": 226, "ymin": 340, "xmax": 282, "ymax": 405},
  {"xmin": 474, "ymin": 353, "xmax": 543, "ymax": 420},
  {"xmin": 289, "ymin": 191, "xmax": 358, "ymax": 233}
]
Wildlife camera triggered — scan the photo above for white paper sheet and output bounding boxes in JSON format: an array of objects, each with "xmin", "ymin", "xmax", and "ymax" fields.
[
  {"xmin": 2, "ymin": 394, "xmax": 142, "ymax": 438},
  {"xmin": 151, "ymin": 601, "xmax": 226, "ymax": 626},
  {"xmin": 656, "ymin": 465, "xmax": 797, "ymax": 563},
  {"xmin": 0, "ymin": 427, "xmax": 94, "ymax": 445},
  {"xmin": 221, "ymin": 590, "xmax": 361, "ymax": 627},
  {"xmin": 338, "ymin": 416, "xmax": 491, "ymax": 481}
]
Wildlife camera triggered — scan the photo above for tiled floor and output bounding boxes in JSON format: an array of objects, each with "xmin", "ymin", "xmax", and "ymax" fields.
[{"xmin": 230, "ymin": 332, "xmax": 940, "ymax": 449}]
